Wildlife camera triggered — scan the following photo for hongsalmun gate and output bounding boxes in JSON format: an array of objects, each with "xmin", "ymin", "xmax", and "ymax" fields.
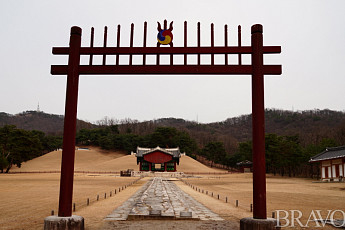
[{"xmin": 45, "ymin": 20, "xmax": 282, "ymax": 230}]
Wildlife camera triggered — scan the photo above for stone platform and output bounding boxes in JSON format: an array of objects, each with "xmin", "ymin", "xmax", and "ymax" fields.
[{"xmin": 105, "ymin": 177, "xmax": 223, "ymax": 221}]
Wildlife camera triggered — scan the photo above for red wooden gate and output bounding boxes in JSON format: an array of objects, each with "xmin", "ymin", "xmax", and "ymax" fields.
[{"xmin": 51, "ymin": 20, "xmax": 282, "ymax": 219}]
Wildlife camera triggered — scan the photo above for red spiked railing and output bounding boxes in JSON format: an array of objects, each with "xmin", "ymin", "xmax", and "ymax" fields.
[{"xmin": 51, "ymin": 21, "xmax": 281, "ymax": 75}]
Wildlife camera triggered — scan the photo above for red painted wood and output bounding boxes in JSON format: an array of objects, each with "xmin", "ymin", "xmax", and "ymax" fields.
[
  {"xmin": 184, "ymin": 21, "xmax": 187, "ymax": 65},
  {"xmin": 143, "ymin": 151, "xmax": 173, "ymax": 164},
  {"xmin": 211, "ymin": 23, "xmax": 214, "ymax": 65},
  {"xmin": 197, "ymin": 22, "xmax": 201, "ymax": 65},
  {"xmin": 224, "ymin": 25, "xmax": 228, "ymax": 65},
  {"xmin": 129, "ymin": 23, "xmax": 134, "ymax": 65},
  {"xmin": 89, "ymin": 27, "xmax": 94, "ymax": 65},
  {"xmin": 143, "ymin": 22, "xmax": 147, "ymax": 65},
  {"xmin": 51, "ymin": 64, "xmax": 281, "ymax": 75},
  {"xmin": 238, "ymin": 25, "xmax": 242, "ymax": 65},
  {"xmin": 251, "ymin": 24, "xmax": 267, "ymax": 219},
  {"xmin": 116, "ymin": 25, "xmax": 120, "ymax": 66},
  {"xmin": 52, "ymin": 46, "xmax": 281, "ymax": 55},
  {"xmin": 102, "ymin": 26, "xmax": 107, "ymax": 65},
  {"xmin": 58, "ymin": 26, "xmax": 81, "ymax": 217}
]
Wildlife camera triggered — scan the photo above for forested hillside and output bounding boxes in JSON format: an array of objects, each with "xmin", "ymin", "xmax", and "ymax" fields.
[
  {"xmin": 0, "ymin": 111, "xmax": 96, "ymax": 135},
  {"xmin": 2, "ymin": 109, "xmax": 345, "ymax": 177},
  {"xmin": 2, "ymin": 109, "xmax": 345, "ymax": 150}
]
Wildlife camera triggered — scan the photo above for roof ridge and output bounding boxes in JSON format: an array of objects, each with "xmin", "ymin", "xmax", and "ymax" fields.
[
  {"xmin": 326, "ymin": 145, "xmax": 345, "ymax": 151},
  {"xmin": 310, "ymin": 145, "xmax": 345, "ymax": 162}
]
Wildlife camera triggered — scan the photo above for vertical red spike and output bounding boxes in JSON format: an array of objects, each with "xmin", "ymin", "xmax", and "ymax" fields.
[
  {"xmin": 184, "ymin": 21, "xmax": 187, "ymax": 65},
  {"xmin": 164, "ymin": 19, "xmax": 167, "ymax": 30},
  {"xmin": 89, "ymin": 27, "xmax": 94, "ymax": 65},
  {"xmin": 116, "ymin": 25, "xmax": 121, "ymax": 65},
  {"xmin": 156, "ymin": 42, "xmax": 160, "ymax": 65},
  {"xmin": 170, "ymin": 42, "xmax": 173, "ymax": 65},
  {"xmin": 143, "ymin": 21, "xmax": 147, "ymax": 65},
  {"xmin": 169, "ymin": 21, "xmax": 173, "ymax": 65},
  {"xmin": 102, "ymin": 26, "xmax": 108, "ymax": 65},
  {"xmin": 224, "ymin": 24, "xmax": 228, "ymax": 65},
  {"xmin": 211, "ymin": 23, "xmax": 214, "ymax": 65},
  {"xmin": 156, "ymin": 21, "xmax": 160, "ymax": 65},
  {"xmin": 129, "ymin": 23, "xmax": 134, "ymax": 66},
  {"xmin": 197, "ymin": 22, "xmax": 201, "ymax": 65},
  {"xmin": 238, "ymin": 25, "xmax": 242, "ymax": 65}
]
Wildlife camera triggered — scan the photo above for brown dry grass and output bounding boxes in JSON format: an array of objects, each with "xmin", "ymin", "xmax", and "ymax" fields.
[
  {"xmin": 0, "ymin": 173, "xmax": 140, "ymax": 230},
  {"xmin": 11, "ymin": 147, "xmax": 224, "ymax": 173},
  {"xmin": 182, "ymin": 173, "xmax": 345, "ymax": 229},
  {"xmin": 2, "ymin": 147, "xmax": 344, "ymax": 229},
  {"xmin": 11, "ymin": 147, "xmax": 127, "ymax": 172},
  {"xmin": 177, "ymin": 155, "xmax": 226, "ymax": 173},
  {"xmin": 1, "ymin": 148, "xmax": 224, "ymax": 230}
]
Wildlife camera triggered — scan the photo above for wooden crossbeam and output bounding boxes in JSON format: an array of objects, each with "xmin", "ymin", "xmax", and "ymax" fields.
[
  {"xmin": 52, "ymin": 46, "xmax": 281, "ymax": 55},
  {"xmin": 51, "ymin": 64, "xmax": 282, "ymax": 75}
]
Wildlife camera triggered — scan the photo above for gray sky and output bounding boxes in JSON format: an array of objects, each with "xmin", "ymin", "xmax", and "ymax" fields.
[{"xmin": 1, "ymin": 0, "xmax": 345, "ymax": 123}]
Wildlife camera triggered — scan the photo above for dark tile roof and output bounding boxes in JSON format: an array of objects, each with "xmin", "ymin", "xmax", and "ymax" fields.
[
  {"xmin": 136, "ymin": 146, "xmax": 181, "ymax": 158},
  {"xmin": 236, "ymin": 160, "xmax": 253, "ymax": 166},
  {"xmin": 309, "ymin": 146, "xmax": 345, "ymax": 162}
]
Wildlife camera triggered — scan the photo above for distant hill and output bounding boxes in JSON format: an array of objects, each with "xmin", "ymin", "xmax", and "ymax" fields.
[
  {"xmin": 208, "ymin": 109, "xmax": 345, "ymax": 142},
  {"xmin": 1, "ymin": 109, "xmax": 345, "ymax": 148},
  {"xmin": 144, "ymin": 109, "xmax": 345, "ymax": 149},
  {"xmin": 0, "ymin": 110, "xmax": 96, "ymax": 135}
]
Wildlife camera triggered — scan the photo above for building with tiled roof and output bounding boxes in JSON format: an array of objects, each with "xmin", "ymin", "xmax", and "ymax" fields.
[
  {"xmin": 135, "ymin": 146, "xmax": 181, "ymax": 172},
  {"xmin": 236, "ymin": 160, "xmax": 253, "ymax": 173},
  {"xmin": 310, "ymin": 146, "xmax": 345, "ymax": 181}
]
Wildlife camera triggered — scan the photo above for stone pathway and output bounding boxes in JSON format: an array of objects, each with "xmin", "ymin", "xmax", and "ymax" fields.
[{"xmin": 105, "ymin": 177, "xmax": 223, "ymax": 221}]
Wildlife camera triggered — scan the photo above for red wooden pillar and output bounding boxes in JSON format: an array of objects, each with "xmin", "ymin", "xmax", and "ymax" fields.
[
  {"xmin": 58, "ymin": 26, "xmax": 81, "ymax": 217},
  {"xmin": 149, "ymin": 163, "xmax": 152, "ymax": 171},
  {"xmin": 164, "ymin": 163, "xmax": 167, "ymax": 171},
  {"xmin": 139, "ymin": 161, "xmax": 142, "ymax": 171},
  {"xmin": 251, "ymin": 24, "xmax": 267, "ymax": 219},
  {"xmin": 174, "ymin": 162, "xmax": 176, "ymax": 172}
]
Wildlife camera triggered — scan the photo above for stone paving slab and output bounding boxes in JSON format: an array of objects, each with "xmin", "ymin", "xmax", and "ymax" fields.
[
  {"xmin": 102, "ymin": 220, "xmax": 239, "ymax": 230},
  {"xmin": 104, "ymin": 177, "xmax": 223, "ymax": 221}
]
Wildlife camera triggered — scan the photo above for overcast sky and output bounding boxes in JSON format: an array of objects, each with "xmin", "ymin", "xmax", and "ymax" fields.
[{"xmin": 1, "ymin": 1, "xmax": 345, "ymax": 123}]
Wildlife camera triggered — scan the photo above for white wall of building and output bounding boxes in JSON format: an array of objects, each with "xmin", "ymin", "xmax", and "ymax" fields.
[
  {"xmin": 322, "ymin": 167, "xmax": 325, "ymax": 178},
  {"xmin": 332, "ymin": 165, "xmax": 336, "ymax": 178},
  {"xmin": 339, "ymin": 164, "xmax": 343, "ymax": 177}
]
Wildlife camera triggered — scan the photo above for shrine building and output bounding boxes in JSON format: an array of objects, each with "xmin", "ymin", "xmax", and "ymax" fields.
[
  {"xmin": 135, "ymin": 146, "xmax": 181, "ymax": 172},
  {"xmin": 236, "ymin": 160, "xmax": 253, "ymax": 173},
  {"xmin": 310, "ymin": 146, "xmax": 345, "ymax": 181}
]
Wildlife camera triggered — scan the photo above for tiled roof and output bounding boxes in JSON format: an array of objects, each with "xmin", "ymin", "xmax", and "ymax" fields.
[
  {"xmin": 309, "ymin": 146, "xmax": 345, "ymax": 162},
  {"xmin": 236, "ymin": 160, "xmax": 253, "ymax": 166},
  {"xmin": 136, "ymin": 146, "xmax": 181, "ymax": 158}
]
